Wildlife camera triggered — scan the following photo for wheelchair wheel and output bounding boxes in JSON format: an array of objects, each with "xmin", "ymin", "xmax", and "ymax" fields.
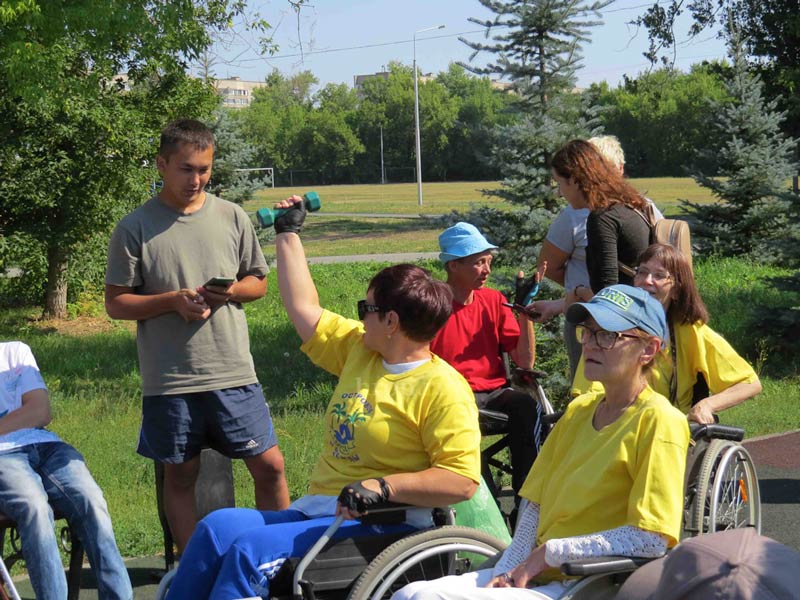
[
  {"xmin": 690, "ymin": 439, "xmax": 761, "ymax": 534},
  {"xmin": 346, "ymin": 526, "xmax": 507, "ymax": 599}
]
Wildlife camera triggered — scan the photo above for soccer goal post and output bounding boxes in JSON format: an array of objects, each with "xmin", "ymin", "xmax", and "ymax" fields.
[{"xmin": 234, "ymin": 167, "xmax": 274, "ymax": 188}]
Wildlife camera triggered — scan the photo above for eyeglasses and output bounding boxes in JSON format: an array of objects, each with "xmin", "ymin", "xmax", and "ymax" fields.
[
  {"xmin": 634, "ymin": 267, "xmax": 672, "ymax": 283},
  {"xmin": 357, "ymin": 300, "xmax": 383, "ymax": 320},
  {"xmin": 576, "ymin": 325, "xmax": 644, "ymax": 350}
]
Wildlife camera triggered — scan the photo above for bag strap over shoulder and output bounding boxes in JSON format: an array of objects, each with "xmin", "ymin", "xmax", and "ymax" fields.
[{"xmin": 617, "ymin": 202, "xmax": 655, "ymax": 278}]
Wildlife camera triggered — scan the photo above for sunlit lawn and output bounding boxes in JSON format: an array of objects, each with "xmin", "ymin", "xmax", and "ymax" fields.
[
  {"xmin": 245, "ymin": 181, "xmax": 506, "ymax": 215},
  {"xmin": 248, "ymin": 178, "xmax": 719, "ymax": 257}
]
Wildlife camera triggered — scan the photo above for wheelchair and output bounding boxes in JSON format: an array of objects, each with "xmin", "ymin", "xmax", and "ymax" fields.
[
  {"xmin": 154, "ymin": 504, "xmax": 508, "ymax": 600},
  {"xmin": 478, "ymin": 366, "xmax": 556, "ymax": 503},
  {"xmin": 478, "ymin": 421, "xmax": 763, "ymax": 600},
  {"xmin": 682, "ymin": 422, "xmax": 761, "ymax": 536}
]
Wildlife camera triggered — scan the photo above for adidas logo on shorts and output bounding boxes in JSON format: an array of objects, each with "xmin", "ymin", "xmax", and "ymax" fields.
[{"xmin": 244, "ymin": 439, "xmax": 259, "ymax": 450}]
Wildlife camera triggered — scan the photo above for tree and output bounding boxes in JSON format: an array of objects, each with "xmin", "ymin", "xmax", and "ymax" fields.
[
  {"xmin": 591, "ymin": 64, "xmax": 731, "ymax": 177},
  {"xmin": 635, "ymin": 0, "xmax": 800, "ymax": 143},
  {"xmin": 682, "ymin": 43, "xmax": 798, "ymax": 260},
  {"xmin": 457, "ymin": 0, "xmax": 609, "ymax": 267},
  {"xmin": 207, "ymin": 108, "xmax": 271, "ymax": 205},
  {"xmin": 294, "ymin": 110, "xmax": 365, "ymax": 184},
  {"xmin": 0, "ymin": 1, "xmax": 252, "ymax": 318},
  {"xmin": 436, "ymin": 64, "xmax": 514, "ymax": 181},
  {"xmin": 242, "ymin": 70, "xmax": 317, "ymax": 170}
]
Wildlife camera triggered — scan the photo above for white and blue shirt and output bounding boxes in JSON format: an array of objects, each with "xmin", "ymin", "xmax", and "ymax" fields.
[{"xmin": 0, "ymin": 341, "xmax": 60, "ymax": 453}]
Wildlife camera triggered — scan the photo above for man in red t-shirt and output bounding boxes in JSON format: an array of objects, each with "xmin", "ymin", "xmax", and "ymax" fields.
[{"xmin": 430, "ymin": 222, "xmax": 539, "ymax": 497}]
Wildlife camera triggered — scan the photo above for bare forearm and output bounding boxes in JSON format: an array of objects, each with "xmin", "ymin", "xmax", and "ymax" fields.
[
  {"xmin": 105, "ymin": 288, "xmax": 180, "ymax": 321},
  {"xmin": 229, "ymin": 275, "xmax": 267, "ymax": 303},
  {"xmin": 510, "ymin": 315, "xmax": 535, "ymax": 369},
  {"xmin": 0, "ymin": 389, "xmax": 51, "ymax": 436},
  {"xmin": 689, "ymin": 380, "xmax": 762, "ymax": 423},
  {"xmin": 383, "ymin": 468, "xmax": 477, "ymax": 507},
  {"xmin": 276, "ymin": 233, "xmax": 323, "ymax": 343}
]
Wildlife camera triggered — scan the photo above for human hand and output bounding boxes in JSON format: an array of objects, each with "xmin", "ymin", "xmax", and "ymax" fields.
[
  {"xmin": 687, "ymin": 401, "xmax": 716, "ymax": 424},
  {"xmin": 485, "ymin": 545, "xmax": 548, "ymax": 588},
  {"xmin": 174, "ymin": 289, "xmax": 211, "ymax": 322},
  {"xmin": 525, "ymin": 298, "xmax": 563, "ymax": 323},
  {"xmin": 336, "ymin": 478, "xmax": 390, "ymax": 520},
  {"xmin": 515, "ymin": 272, "xmax": 538, "ymax": 307},
  {"xmin": 514, "ymin": 263, "xmax": 548, "ymax": 307},
  {"xmin": 273, "ymin": 195, "xmax": 307, "ymax": 235},
  {"xmin": 197, "ymin": 281, "xmax": 234, "ymax": 309}
]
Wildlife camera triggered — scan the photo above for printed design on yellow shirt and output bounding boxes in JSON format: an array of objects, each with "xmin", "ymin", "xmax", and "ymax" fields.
[{"xmin": 329, "ymin": 391, "xmax": 373, "ymax": 462}]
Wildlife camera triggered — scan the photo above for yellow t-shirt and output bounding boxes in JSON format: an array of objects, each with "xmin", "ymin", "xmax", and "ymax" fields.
[
  {"xmin": 571, "ymin": 321, "xmax": 759, "ymax": 414},
  {"xmin": 302, "ymin": 310, "xmax": 481, "ymax": 496},
  {"xmin": 520, "ymin": 387, "xmax": 689, "ymax": 564}
]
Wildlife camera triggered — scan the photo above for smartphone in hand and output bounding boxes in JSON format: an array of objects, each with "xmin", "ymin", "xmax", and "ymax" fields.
[
  {"xmin": 203, "ymin": 276, "xmax": 235, "ymax": 288},
  {"xmin": 503, "ymin": 302, "xmax": 542, "ymax": 319},
  {"xmin": 502, "ymin": 302, "xmax": 541, "ymax": 318}
]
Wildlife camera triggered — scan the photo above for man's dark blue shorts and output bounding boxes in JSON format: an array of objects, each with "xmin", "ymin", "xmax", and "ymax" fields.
[{"xmin": 137, "ymin": 383, "xmax": 278, "ymax": 463}]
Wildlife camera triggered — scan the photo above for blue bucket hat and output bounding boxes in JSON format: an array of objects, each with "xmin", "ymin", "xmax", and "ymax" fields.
[
  {"xmin": 565, "ymin": 284, "xmax": 669, "ymax": 347},
  {"xmin": 439, "ymin": 222, "xmax": 498, "ymax": 264}
]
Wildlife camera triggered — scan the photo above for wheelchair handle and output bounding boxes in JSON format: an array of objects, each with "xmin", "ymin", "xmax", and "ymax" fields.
[{"xmin": 690, "ymin": 423, "xmax": 745, "ymax": 442}]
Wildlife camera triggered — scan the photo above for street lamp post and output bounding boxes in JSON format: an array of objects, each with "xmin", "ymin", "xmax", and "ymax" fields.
[{"xmin": 413, "ymin": 24, "xmax": 445, "ymax": 207}]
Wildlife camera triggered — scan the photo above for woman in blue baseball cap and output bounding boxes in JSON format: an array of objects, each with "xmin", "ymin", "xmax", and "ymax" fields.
[{"xmin": 393, "ymin": 284, "xmax": 690, "ymax": 599}]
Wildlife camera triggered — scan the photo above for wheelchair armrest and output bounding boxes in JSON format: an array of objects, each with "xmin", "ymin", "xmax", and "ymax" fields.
[
  {"xmin": 560, "ymin": 555, "xmax": 656, "ymax": 576},
  {"xmin": 359, "ymin": 501, "xmax": 410, "ymax": 525},
  {"xmin": 690, "ymin": 423, "xmax": 745, "ymax": 442}
]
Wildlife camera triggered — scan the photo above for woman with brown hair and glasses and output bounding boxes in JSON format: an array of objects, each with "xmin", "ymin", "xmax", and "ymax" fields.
[
  {"xmin": 572, "ymin": 243, "xmax": 761, "ymax": 423},
  {"xmin": 165, "ymin": 196, "xmax": 482, "ymax": 599}
]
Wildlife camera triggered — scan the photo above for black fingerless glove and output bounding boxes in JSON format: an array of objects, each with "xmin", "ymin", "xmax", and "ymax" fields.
[
  {"xmin": 337, "ymin": 478, "xmax": 391, "ymax": 513},
  {"xmin": 514, "ymin": 273, "xmax": 538, "ymax": 306},
  {"xmin": 273, "ymin": 200, "xmax": 307, "ymax": 235}
]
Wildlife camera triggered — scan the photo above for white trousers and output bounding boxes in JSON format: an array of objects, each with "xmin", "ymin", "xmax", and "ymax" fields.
[{"xmin": 390, "ymin": 569, "xmax": 573, "ymax": 600}]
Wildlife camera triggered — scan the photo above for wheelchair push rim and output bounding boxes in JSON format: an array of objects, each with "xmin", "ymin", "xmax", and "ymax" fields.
[{"xmin": 346, "ymin": 526, "xmax": 507, "ymax": 600}]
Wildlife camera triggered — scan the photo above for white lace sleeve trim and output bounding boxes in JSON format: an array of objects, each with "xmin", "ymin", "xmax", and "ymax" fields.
[
  {"xmin": 492, "ymin": 501, "xmax": 540, "ymax": 576},
  {"xmin": 544, "ymin": 526, "xmax": 668, "ymax": 566}
]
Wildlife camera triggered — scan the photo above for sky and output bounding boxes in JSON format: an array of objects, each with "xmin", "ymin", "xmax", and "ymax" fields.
[{"xmin": 203, "ymin": 0, "xmax": 728, "ymax": 90}]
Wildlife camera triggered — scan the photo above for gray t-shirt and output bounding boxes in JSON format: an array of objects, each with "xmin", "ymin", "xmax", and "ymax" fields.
[
  {"xmin": 105, "ymin": 194, "xmax": 268, "ymax": 396},
  {"xmin": 545, "ymin": 205, "xmax": 590, "ymax": 292}
]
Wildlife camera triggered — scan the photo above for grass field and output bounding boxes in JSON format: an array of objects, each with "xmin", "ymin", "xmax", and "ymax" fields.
[
  {"xmin": 2, "ymin": 179, "xmax": 797, "ymax": 565},
  {"xmin": 247, "ymin": 178, "xmax": 718, "ymax": 257},
  {"xmin": 245, "ymin": 177, "xmax": 718, "ymax": 216}
]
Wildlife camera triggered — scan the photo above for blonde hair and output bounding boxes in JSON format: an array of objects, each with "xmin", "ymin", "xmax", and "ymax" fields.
[{"xmin": 588, "ymin": 135, "xmax": 625, "ymax": 171}]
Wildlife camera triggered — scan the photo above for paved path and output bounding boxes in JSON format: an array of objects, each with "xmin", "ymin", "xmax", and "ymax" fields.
[{"xmin": 743, "ymin": 430, "xmax": 800, "ymax": 551}]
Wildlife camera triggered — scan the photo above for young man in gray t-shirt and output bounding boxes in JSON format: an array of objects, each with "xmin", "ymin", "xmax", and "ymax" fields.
[{"xmin": 104, "ymin": 119, "xmax": 289, "ymax": 552}]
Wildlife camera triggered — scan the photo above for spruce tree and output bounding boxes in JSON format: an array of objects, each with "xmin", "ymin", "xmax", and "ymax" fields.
[
  {"xmin": 207, "ymin": 108, "xmax": 272, "ymax": 205},
  {"xmin": 683, "ymin": 43, "xmax": 798, "ymax": 261},
  {"xmin": 456, "ymin": 0, "xmax": 609, "ymax": 267}
]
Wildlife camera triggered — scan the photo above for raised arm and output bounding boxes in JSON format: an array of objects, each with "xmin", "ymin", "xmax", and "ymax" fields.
[{"xmin": 274, "ymin": 196, "xmax": 323, "ymax": 344}]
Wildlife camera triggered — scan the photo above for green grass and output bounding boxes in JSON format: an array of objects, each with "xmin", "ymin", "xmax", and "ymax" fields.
[
  {"xmin": 245, "ymin": 181, "xmax": 506, "ymax": 215},
  {"xmin": 2, "ymin": 179, "xmax": 797, "ymax": 564},
  {"xmin": 246, "ymin": 177, "xmax": 718, "ymax": 219},
  {"xmin": 295, "ymin": 217, "xmax": 440, "ymax": 257},
  {"xmin": 249, "ymin": 177, "xmax": 720, "ymax": 258}
]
